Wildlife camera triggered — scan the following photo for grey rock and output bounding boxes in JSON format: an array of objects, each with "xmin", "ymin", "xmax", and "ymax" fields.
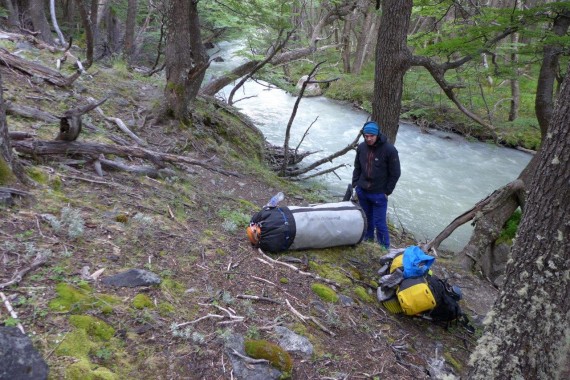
[
  {"xmin": 339, "ymin": 294, "xmax": 355, "ymax": 307},
  {"xmin": 274, "ymin": 326, "xmax": 313, "ymax": 358},
  {"xmin": 101, "ymin": 269, "xmax": 161, "ymax": 287},
  {"xmin": 224, "ymin": 334, "xmax": 282, "ymax": 380},
  {"xmin": 0, "ymin": 326, "xmax": 49, "ymax": 380},
  {"xmin": 0, "ymin": 191, "xmax": 13, "ymax": 207}
]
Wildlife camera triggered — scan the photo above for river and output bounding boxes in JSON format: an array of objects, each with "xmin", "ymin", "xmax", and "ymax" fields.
[{"xmin": 206, "ymin": 42, "xmax": 532, "ymax": 251}]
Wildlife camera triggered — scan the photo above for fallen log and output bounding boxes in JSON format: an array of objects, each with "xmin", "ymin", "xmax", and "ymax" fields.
[
  {"xmin": 0, "ymin": 47, "xmax": 80, "ymax": 87},
  {"xmin": 11, "ymin": 139, "xmax": 240, "ymax": 177}
]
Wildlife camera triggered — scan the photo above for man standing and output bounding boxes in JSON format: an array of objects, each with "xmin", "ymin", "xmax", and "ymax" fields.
[{"xmin": 352, "ymin": 121, "xmax": 401, "ymax": 249}]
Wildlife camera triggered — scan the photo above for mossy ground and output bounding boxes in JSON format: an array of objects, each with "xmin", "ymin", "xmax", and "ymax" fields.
[{"xmin": 0, "ymin": 41, "xmax": 498, "ymax": 379}]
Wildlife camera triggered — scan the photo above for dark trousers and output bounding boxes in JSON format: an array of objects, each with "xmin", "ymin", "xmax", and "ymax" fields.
[{"xmin": 356, "ymin": 187, "xmax": 390, "ymax": 249}]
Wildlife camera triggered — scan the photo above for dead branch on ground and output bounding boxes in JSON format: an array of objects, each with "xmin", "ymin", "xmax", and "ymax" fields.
[
  {"xmin": 285, "ymin": 299, "xmax": 335, "ymax": 336},
  {"xmin": 11, "ymin": 139, "xmax": 240, "ymax": 177},
  {"xmin": 0, "ymin": 253, "xmax": 49, "ymax": 289},
  {"xmin": 0, "ymin": 48, "xmax": 80, "ymax": 87}
]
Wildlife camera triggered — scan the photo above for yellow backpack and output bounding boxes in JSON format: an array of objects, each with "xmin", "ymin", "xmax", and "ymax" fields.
[{"xmin": 396, "ymin": 277, "xmax": 436, "ymax": 316}]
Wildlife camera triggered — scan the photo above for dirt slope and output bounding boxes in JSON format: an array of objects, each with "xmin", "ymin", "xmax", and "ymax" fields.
[{"xmin": 0, "ymin": 41, "xmax": 497, "ymax": 379}]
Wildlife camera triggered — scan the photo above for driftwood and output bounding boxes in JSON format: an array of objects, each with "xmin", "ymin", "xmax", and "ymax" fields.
[
  {"xmin": 0, "ymin": 48, "xmax": 79, "ymax": 87},
  {"xmin": 11, "ymin": 139, "xmax": 240, "ymax": 177}
]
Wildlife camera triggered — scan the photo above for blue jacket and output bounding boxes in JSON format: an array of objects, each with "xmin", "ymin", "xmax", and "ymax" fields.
[{"xmin": 352, "ymin": 133, "xmax": 401, "ymax": 195}]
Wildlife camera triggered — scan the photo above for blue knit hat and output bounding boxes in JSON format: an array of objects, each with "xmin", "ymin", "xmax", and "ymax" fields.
[{"xmin": 362, "ymin": 121, "xmax": 379, "ymax": 135}]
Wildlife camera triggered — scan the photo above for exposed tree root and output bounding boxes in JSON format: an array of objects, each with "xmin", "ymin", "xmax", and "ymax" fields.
[{"xmin": 11, "ymin": 139, "xmax": 241, "ymax": 177}]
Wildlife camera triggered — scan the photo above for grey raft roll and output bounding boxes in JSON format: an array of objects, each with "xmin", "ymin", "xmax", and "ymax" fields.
[{"xmin": 247, "ymin": 201, "xmax": 367, "ymax": 253}]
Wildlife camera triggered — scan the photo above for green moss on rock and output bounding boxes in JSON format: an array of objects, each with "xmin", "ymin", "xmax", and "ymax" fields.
[
  {"xmin": 244, "ymin": 339, "xmax": 293, "ymax": 375},
  {"xmin": 279, "ymin": 277, "xmax": 289, "ymax": 284},
  {"xmin": 56, "ymin": 329, "xmax": 93, "ymax": 358},
  {"xmin": 132, "ymin": 294, "xmax": 154, "ymax": 309},
  {"xmin": 69, "ymin": 315, "xmax": 115, "ymax": 341},
  {"xmin": 311, "ymin": 283, "xmax": 338, "ymax": 303}
]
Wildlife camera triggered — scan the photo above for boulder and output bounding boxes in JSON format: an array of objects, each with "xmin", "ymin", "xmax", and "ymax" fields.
[
  {"xmin": 0, "ymin": 326, "xmax": 49, "ymax": 380},
  {"xmin": 101, "ymin": 269, "xmax": 161, "ymax": 288}
]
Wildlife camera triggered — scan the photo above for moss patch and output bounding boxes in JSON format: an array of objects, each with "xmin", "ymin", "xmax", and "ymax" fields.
[
  {"xmin": 353, "ymin": 286, "xmax": 374, "ymax": 303},
  {"xmin": 309, "ymin": 261, "xmax": 351, "ymax": 287},
  {"xmin": 69, "ymin": 315, "xmax": 115, "ymax": 341},
  {"xmin": 0, "ymin": 158, "xmax": 15, "ymax": 185},
  {"xmin": 160, "ymin": 278, "xmax": 186, "ymax": 296},
  {"xmin": 132, "ymin": 294, "xmax": 154, "ymax": 309},
  {"xmin": 311, "ymin": 283, "xmax": 338, "ymax": 303},
  {"xmin": 244, "ymin": 339, "xmax": 293, "ymax": 375},
  {"xmin": 56, "ymin": 329, "xmax": 94, "ymax": 358},
  {"xmin": 48, "ymin": 282, "xmax": 119, "ymax": 313}
]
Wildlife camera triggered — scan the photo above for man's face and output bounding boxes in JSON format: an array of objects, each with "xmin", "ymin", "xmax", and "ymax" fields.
[{"xmin": 364, "ymin": 134, "xmax": 377, "ymax": 145}]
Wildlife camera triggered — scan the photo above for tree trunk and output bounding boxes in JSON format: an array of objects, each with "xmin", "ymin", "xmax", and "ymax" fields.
[
  {"xmin": 468, "ymin": 61, "xmax": 570, "ymax": 380},
  {"xmin": 352, "ymin": 5, "xmax": 377, "ymax": 75},
  {"xmin": 341, "ymin": 15, "xmax": 352, "ymax": 73},
  {"xmin": 162, "ymin": 0, "xmax": 208, "ymax": 120},
  {"xmin": 124, "ymin": 0, "xmax": 138, "ymax": 66},
  {"xmin": 28, "ymin": 0, "xmax": 55, "ymax": 45},
  {"xmin": 372, "ymin": 0, "xmax": 413, "ymax": 144},
  {"xmin": 535, "ymin": 11, "xmax": 570, "ymax": 134},
  {"xmin": 508, "ymin": 4, "xmax": 521, "ymax": 122},
  {"xmin": 0, "ymin": 72, "xmax": 27, "ymax": 185},
  {"xmin": 3, "ymin": 0, "xmax": 21, "ymax": 31},
  {"xmin": 74, "ymin": 0, "xmax": 95, "ymax": 68}
]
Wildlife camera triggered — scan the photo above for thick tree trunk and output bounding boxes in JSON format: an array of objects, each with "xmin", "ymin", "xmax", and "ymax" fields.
[
  {"xmin": 535, "ymin": 11, "xmax": 570, "ymax": 134},
  {"xmin": 28, "ymin": 0, "xmax": 55, "ymax": 45},
  {"xmin": 468, "ymin": 61, "xmax": 570, "ymax": 380},
  {"xmin": 2, "ymin": 0, "xmax": 20, "ymax": 31},
  {"xmin": 124, "ymin": 0, "xmax": 138, "ymax": 66},
  {"xmin": 372, "ymin": 0, "xmax": 413, "ymax": 144},
  {"xmin": 163, "ymin": 0, "xmax": 208, "ymax": 120},
  {"xmin": 0, "ymin": 72, "xmax": 27, "ymax": 185}
]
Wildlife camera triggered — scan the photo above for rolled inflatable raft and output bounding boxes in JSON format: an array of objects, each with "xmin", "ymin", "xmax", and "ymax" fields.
[{"xmin": 247, "ymin": 201, "xmax": 367, "ymax": 253}]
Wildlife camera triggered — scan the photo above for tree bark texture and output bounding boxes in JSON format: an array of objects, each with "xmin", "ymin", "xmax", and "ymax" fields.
[
  {"xmin": 0, "ymin": 72, "xmax": 27, "ymax": 184},
  {"xmin": 27, "ymin": 0, "xmax": 55, "ymax": 45},
  {"xmin": 535, "ymin": 10, "xmax": 570, "ymax": 134},
  {"xmin": 123, "ymin": 0, "xmax": 138, "ymax": 65},
  {"xmin": 74, "ymin": 0, "xmax": 95, "ymax": 68},
  {"xmin": 372, "ymin": 0, "xmax": 413, "ymax": 144},
  {"xmin": 163, "ymin": 0, "xmax": 208, "ymax": 120},
  {"xmin": 468, "ymin": 61, "xmax": 570, "ymax": 380}
]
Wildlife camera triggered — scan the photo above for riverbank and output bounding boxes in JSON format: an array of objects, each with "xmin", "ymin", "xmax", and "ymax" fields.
[{"xmin": 258, "ymin": 55, "xmax": 542, "ymax": 152}]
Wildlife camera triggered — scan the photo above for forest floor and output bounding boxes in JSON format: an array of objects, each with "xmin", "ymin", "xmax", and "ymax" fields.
[{"xmin": 0, "ymin": 39, "xmax": 498, "ymax": 379}]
